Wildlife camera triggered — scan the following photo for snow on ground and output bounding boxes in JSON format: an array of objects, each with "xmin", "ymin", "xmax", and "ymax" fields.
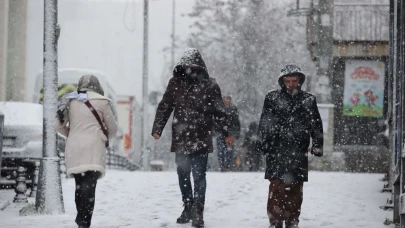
[{"xmin": 0, "ymin": 171, "xmax": 394, "ymax": 228}]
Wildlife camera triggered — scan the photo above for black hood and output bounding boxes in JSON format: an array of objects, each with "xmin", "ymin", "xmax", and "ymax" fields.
[
  {"xmin": 278, "ymin": 64, "xmax": 306, "ymax": 89},
  {"xmin": 173, "ymin": 48, "xmax": 209, "ymax": 80}
]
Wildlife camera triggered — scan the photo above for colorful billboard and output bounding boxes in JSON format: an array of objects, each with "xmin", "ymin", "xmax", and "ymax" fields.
[{"xmin": 343, "ymin": 60, "xmax": 385, "ymax": 117}]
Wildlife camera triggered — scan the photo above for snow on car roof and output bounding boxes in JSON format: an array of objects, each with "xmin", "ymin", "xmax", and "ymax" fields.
[
  {"xmin": 33, "ymin": 68, "xmax": 116, "ymax": 103},
  {"xmin": 0, "ymin": 102, "xmax": 43, "ymax": 126},
  {"xmin": 36, "ymin": 68, "xmax": 109, "ymax": 85}
]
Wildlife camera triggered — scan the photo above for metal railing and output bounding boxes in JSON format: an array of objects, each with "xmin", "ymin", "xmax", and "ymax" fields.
[
  {"xmin": 56, "ymin": 133, "xmax": 139, "ymax": 175},
  {"xmin": 0, "ymin": 112, "xmax": 3, "ymax": 176},
  {"xmin": 106, "ymin": 150, "xmax": 138, "ymax": 171}
]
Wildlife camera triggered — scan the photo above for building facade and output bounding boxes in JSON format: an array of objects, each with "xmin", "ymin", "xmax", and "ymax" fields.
[{"xmin": 0, "ymin": 0, "xmax": 28, "ymax": 102}]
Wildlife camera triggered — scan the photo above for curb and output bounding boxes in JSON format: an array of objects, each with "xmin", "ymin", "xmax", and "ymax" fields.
[{"xmin": 0, "ymin": 200, "xmax": 11, "ymax": 211}]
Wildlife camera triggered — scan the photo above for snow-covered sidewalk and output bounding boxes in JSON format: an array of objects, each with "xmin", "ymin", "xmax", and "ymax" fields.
[{"xmin": 0, "ymin": 171, "xmax": 394, "ymax": 228}]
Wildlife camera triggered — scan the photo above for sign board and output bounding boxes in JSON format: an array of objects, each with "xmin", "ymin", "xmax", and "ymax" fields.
[
  {"xmin": 343, "ymin": 60, "xmax": 385, "ymax": 117},
  {"xmin": 117, "ymin": 97, "xmax": 134, "ymax": 156}
]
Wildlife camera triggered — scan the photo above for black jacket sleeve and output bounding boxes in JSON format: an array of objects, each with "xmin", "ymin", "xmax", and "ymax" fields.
[
  {"xmin": 309, "ymin": 97, "xmax": 324, "ymax": 150},
  {"xmin": 232, "ymin": 106, "xmax": 241, "ymax": 139},
  {"xmin": 256, "ymin": 92, "xmax": 276, "ymax": 154},
  {"xmin": 151, "ymin": 78, "xmax": 176, "ymax": 136}
]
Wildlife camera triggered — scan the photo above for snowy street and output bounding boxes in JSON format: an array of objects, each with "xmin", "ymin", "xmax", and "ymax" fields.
[
  {"xmin": 0, "ymin": 170, "xmax": 394, "ymax": 228},
  {"xmin": 0, "ymin": 0, "xmax": 401, "ymax": 227}
]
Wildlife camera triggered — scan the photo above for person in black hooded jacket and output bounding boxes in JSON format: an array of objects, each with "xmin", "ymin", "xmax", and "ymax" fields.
[
  {"xmin": 243, "ymin": 121, "xmax": 261, "ymax": 171},
  {"xmin": 257, "ymin": 64, "xmax": 323, "ymax": 228},
  {"xmin": 214, "ymin": 95, "xmax": 241, "ymax": 172},
  {"xmin": 151, "ymin": 48, "xmax": 234, "ymax": 228}
]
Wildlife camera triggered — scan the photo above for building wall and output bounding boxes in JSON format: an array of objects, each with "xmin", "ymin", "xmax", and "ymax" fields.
[
  {"xmin": 333, "ymin": 2, "xmax": 389, "ymax": 41},
  {"xmin": 6, "ymin": 0, "xmax": 28, "ymax": 101},
  {"xmin": 0, "ymin": 0, "xmax": 28, "ymax": 102},
  {"xmin": 0, "ymin": 0, "xmax": 9, "ymax": 101}
]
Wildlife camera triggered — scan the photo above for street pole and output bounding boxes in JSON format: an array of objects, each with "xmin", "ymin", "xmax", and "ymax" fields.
[
  {"xmin": 35, "ymin": 0, "xmax": 64, "ymax": 213},
  {"xmin": 141, "ymin": 0, "xmax": 149, "ymax": 170},
  {"xmin": 171, "ymin": 0, "xmax": 175, "ymax": 68},
  {"xmin": 315, "ymin": 0, "xmax": 333, "ymax": 103}
]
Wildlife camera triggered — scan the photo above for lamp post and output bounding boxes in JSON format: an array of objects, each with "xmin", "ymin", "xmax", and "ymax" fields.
[
  {"xmin": 287, "ymin": 0, "xmax": 333, "ymax": 103},
  {"xmin": 141, "ymin": 0, "xmax": 176, "ymax": 170},
  {"xmin": 35, "ymin": 0, "xmax": 64, "ymax": 214},
  {"xmin": 171, "ymin": 0, "xmax": 176, "ymax": 68},
  {"xmin": 141, "ymin": 0, "xmax": 149, "ymax": 170},
  {"xmin": 287, "ymin": 0, "xmax": 315, "ymax": 94}
]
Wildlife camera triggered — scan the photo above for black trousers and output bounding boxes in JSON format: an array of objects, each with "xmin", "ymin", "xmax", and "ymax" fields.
[
  {"xmin": 73, "ymin": 171, "xmax": 100, "ymax": 227},
  {"xmin": 176, "ymin": 153, "xmax": 208, "ymax": 205}
]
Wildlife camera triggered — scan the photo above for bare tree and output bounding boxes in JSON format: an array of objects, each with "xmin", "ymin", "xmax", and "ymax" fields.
[{"xmin": 185, "ymin": 0, "xmax": 313, "ymax": 126}]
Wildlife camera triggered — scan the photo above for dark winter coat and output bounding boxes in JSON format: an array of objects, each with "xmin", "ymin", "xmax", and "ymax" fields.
[
  {"xmin": 243, "ymin": 122, "xmax": 259, "ymax": 155},
  {"xmin": 152, "ymin": 48, "xmax": 230, "ymax": 154},
  {"xmin": 214, "ymin": 104, "xmax": 240, "ymax": 139},
  {"xmin": 257, "ymin": 65, "xmax": 323, "ymax": 182}
]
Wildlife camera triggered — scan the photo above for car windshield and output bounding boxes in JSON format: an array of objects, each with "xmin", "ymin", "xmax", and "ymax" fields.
[{"xmin": 0, "ymin": 102, "xmax": 43, "ymax": 126}]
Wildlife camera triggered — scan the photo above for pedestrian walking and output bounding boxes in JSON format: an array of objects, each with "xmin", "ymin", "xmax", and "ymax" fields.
[
  {"xmin": 242, "ymin": 121, "xmax": 261, "ymax": 171},
  {"xmin": 214, "ymin": 95, "xmax": 240, "ymax": 172},
  {"xmin": 257, "ymin": 64, "xmax": 324, "ymax": 228},
  {"xmin": 55, "ymin": 75, "xmax": 118, "ymax": 228},
  {"xmin": 151, "ymin": 48, "xmax": 234, "ymax": 228}
]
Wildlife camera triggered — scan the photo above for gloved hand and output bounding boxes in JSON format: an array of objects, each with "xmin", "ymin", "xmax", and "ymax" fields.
[
  {"xmin": 57, "ymin": 109, "xmax": 65, "ymax": 124},
  {"xmin": 311, "ymin": 147, "xmax": 323, "ymax": 157}
]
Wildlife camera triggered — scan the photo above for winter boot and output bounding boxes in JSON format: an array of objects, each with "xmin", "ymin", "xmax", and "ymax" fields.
[
  {"xmin": 176, "ymin": 202, "xmax": 193, "ymax": 224},
  {"xmin": 268, "ymin": 223, "xmax": 283, "ymax": 228},
  {"xmin": 285, "ymin": 221, "xmax": 299, "ymax": 228},
  {"xmin": 191, "ymin": 202, "xmax": 205, "ymax": 228}
]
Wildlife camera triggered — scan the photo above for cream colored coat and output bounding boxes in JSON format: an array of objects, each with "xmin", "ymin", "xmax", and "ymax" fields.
[{"xmin": 55, "ymin": 92, "xmax": 117, "ymax": 179}]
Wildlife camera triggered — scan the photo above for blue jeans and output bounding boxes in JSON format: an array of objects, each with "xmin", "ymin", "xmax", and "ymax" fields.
[
  {"xmin": 216, "ymin": 135, "xmax": 234, "ymax": 171},
  {"xmin": 176, "ymin": 153, "xmax": 208, "ymax": 205}
]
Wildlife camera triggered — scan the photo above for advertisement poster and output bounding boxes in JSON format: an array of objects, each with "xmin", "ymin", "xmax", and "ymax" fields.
[{"xmin": 343, "ymin": 60, "xmax": 385, "ymax": 117}]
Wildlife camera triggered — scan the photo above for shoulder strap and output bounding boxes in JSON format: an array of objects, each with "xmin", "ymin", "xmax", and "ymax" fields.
[{"xmin": 84, "ymin": 101, "xmax": 109, "ymax": 148}]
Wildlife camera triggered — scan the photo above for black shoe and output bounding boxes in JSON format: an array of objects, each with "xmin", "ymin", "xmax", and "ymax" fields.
[
  {"xmin": 176, "ymin": 202, "xmax": 192, "ymax": 224},
  {"xmin": 191, "ymin": 202, "xmax": 204, "ymax": 228},
  {"xmin": 269, "ymin": 223, "xmax": 283, "ymax": 228}
]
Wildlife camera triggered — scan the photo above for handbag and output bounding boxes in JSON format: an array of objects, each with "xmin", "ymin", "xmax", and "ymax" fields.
[{"xmin": 84, "ymin": 101, "xmax": 109, "ymax": 148}]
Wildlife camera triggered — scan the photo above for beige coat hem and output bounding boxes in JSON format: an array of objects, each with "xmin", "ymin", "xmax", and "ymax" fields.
[{"xmin": 67, "ymin": 164, "xmax": 106, "ymax": 179}]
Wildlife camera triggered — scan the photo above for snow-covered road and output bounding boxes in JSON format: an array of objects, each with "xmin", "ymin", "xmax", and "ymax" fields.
[{"xmin": 0, "ymin": 171, "xmax": 394, "ymax": 228}]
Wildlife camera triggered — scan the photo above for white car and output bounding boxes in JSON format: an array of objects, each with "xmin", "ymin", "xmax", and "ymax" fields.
[{"xmin": 0, "ymin": 102, "xmax": 45, "ymax": 187}]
